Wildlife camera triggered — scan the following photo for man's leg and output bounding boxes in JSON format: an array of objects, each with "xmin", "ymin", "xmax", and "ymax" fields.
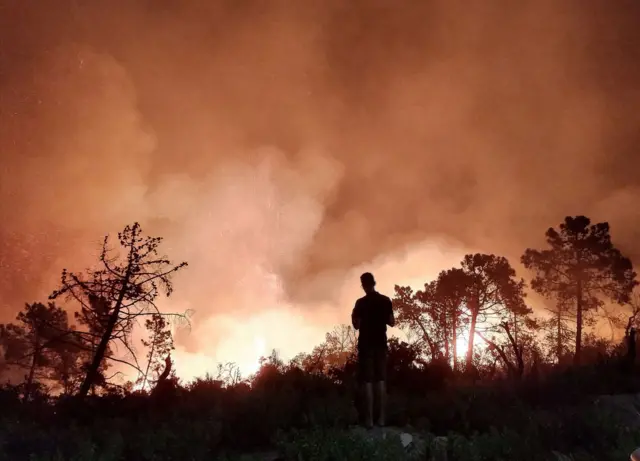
[
  {"xmin": 363, "ymin": 381, "xmax": 374, "ymax": 428},
  {"xmin": 374, "ymin": 347, "xmax": 388, "ymax": 426},
  {"xmin": 358, "ymin": 349, "xmax": 374, "ymax": 428},
  {"xmin": 375, "ymin": 381, "xmax": 386, "ymax": 426}
]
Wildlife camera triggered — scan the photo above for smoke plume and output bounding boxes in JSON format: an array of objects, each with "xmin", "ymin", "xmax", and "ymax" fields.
[{"xmin": 1, "ymin": 0, "xmax": 639, "ymax": 376}]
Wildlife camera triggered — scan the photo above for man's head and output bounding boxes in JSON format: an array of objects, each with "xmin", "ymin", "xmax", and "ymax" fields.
[{"xmin": 360, "ymin": 272, "xmax": 376, "ymax": 294}]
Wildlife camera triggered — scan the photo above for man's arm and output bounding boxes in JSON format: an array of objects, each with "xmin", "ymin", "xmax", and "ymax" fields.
[
  {"xmin": 386, "ymin": 298, "xmax": 395, "ymax": 327},
  {"xmin": 351, "ymin": 302, "xmax": 360, "ymax": 330}
]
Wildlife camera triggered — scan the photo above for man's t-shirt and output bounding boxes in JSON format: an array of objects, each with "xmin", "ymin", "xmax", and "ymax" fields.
[{"xmin": 352, "ymin": 291, "xmax": 393, "ymax": 351}]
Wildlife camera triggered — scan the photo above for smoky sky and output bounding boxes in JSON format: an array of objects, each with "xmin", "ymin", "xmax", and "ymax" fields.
[{"xmin": 1, "ymin": 1, "xmax": 640, "ymax": 361}]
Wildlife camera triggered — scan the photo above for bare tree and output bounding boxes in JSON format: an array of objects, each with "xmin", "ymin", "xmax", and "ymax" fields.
[
  {"xmin": 294, "ymin": 325, "xmax": 358, "ymax": 374},
  {"xmin": 139, "ymin": 313, "xmax": 175, "ymax": 390},
  {"xmin": 476, "ymin": 313, "xmax": 539, "ymax": 379},
  {"xmin": 49, "ymin": 222, "xmax": 188, "ymax": 397},
  {"xmin": 215, "ymin": 362, "xmax": 243, "ymax": 386},
  {"xmin": 324, "ymin": 325, "xmax": 357, "ymax": 361}
]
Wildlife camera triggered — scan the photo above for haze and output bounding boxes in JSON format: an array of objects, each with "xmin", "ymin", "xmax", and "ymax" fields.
[{"xmin": 1, "ymin": 1, "xmax": 639, "ymax": 379}]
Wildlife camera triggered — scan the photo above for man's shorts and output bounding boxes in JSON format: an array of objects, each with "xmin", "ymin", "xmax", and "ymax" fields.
[{"xmin": 357, "ymin": 346, "xmax": 387, "ymax": 383}]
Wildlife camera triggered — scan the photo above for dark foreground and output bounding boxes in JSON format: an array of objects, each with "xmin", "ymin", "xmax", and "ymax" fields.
[{"xmin": 3, "ymin": 360, "xmax": 640, "ymax": 461}]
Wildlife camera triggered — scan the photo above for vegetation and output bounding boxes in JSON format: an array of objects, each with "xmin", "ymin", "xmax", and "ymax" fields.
[
  {"xmin": 2, "ymin": 216, "xmax": 640, "ymax": 460},
  {"xmin": 522, "ymin": 216, "xmax": 636, "ymax": 365}
]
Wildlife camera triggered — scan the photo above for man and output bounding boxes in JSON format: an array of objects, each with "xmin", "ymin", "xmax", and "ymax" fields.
[
  {"xmin": 351, "ymin": 272, "xmax": 395, "ymax": 428},
  {"xmin": 627, "ymin": 327, "xmax": 637, "ymax": 372}
]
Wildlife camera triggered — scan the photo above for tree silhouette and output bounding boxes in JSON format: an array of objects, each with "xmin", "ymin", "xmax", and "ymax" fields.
[
  {"xmin": 415, "ymin": 281, "xmax": 449, "ymax": 361},
  {"xmin": 139, "ymin": 314, "xmax": 175, "ymax": 390},
  {"xmin": 540, "ymin": 298, "xmax": 575, "ymax": 364},
  {"xmin": 622, "ymin": 289, "xmax": 640, "ymax": 337},
  {"xmin": 431, "ymin": 268, "xmax": 469, "ymax": 370},
  {"xmin": 394, "ymin": 270, "xmax": 469, "ymax": 367},
  {"xmin": 252, "ymin": 349, "xmax": 286, "ymax": 389},
  {"xmin": 325, "ymin": 324, "xmax": 357, "ymax": 358},
  {"xmin": 522, "ymin": 216, "xmax": 637, "ymax": 364},
  {"xmin": 71, "ymin": 294, "xmax": 114, "ymax": 395},
  {"xmin": 0, "ymin": 302, "xmax": 70, "ymax": 400},
  {"xmin": 214, "ymin": 362, "xmax": 243, "ymax": 386},
  {"xmin": 385, "ymin": 337, "xmax": 424, "ymax": 390},
  {"xmin": 48, "ymin": 328, "xmax": 86, "ymax": 395},
  {"xmin": 289, "ymin": 325, "xmax": 356, "ymax": 375},
  {"xmin": 392, "ymin": 284, "xmax": 442, "ymax": 360},
  {"xmin": 461, "ymin": 253, "xmax": 528, "ymax": 371},
  {"xmin": 49, "ymin": 222, "xmax": 188, "ymax": 397},
  {"xmin": 476, "ymin": 304, "xmax": 539, "ymax": 379}
]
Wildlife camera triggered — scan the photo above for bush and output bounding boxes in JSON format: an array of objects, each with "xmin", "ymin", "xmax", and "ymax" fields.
[
  {"xmin": 2, "ymin": 359, "xmax": 640, "ymax": 460},
  {"xmin": 275, "ymin": 427, "xmax": 416, "ymax": 461}
]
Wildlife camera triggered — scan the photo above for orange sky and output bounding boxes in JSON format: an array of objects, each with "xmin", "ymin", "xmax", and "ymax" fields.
[{"xmin": 1, "ymin": 1, "xmax": 640, "ymax": 382}]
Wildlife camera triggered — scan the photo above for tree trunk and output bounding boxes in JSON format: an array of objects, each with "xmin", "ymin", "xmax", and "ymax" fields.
[
  {"xmin": 574, "ymin": 279, "xmax": 583, "ymax": 365},
  {"xmin": 556, "ymin": 308, "xmax": 562, "ymax": 363},
  {"xmin": 442, "ymin": 310, "xmax": 450, "ymax": 365},
  {"xmin": 477, "ymin": 331, "xmax": 517, "ymax": 378},
  {"xmin": 24, "ymin": 345, "xmax": 39, "ymax": 402},
  {"xmin": 452, "ymin": 310, "xmax": 458, "ymax": 372},
  {"xmin": 503, "ymin": 323, "xmax": 524, "ymax": 379},
  {"xmin": 412, "ymin": 314, "xmax": 440, "ymax": 361},
  {"xmin": 516, "ymin": 348, "xmax": 525, "ymax": 377},
  {"xmin": 78, "ymin": 278, "xmax": 130, "ymax": 397},
  {"xmin": 142, "ymin": 340, "xmax": 156, "ymax": 390},
  {"xmin": 425, "ymin": 335, "xmax": 440, "ymax": 361},
  {"xmin": 465, "ymin": 295, "xmax": 479, "ymax": 370}
]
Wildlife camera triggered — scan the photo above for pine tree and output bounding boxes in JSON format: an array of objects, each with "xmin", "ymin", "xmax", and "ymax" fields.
[
  {"xmin": 139, "ymin": 314, "xmax": 174, "ymax": 390},
  {"xmin": 50, "ymin": 222, "xmax": 188, "ymax": 397},
  {"xmin": 522, "ymin": 216, "xmax": 637, "ymax": 364}
]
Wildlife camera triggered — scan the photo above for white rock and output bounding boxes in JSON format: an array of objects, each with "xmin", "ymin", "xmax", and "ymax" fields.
[{"xmin": 399, "ymin": 432, "xmax": 413, "ymax": 448}]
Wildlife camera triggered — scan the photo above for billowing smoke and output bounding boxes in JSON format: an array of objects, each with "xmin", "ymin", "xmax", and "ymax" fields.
[{"xmin": 1, "ymin": 1, "xmax": 639, "ymax": 377}]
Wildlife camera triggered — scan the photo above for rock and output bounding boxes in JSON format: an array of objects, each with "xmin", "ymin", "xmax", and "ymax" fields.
[
  {"xmin": 399, "ymin": 432, "xmax": 413, "ymax": 448},
  {"xmin": 551, "ymin": 451, "xmax": 573, "ymax": 461},
  {"xmin": 348, "ymin": 425, "xmax": 427, "ymax": 455},
  {"xmin": 631, "ymin": 447, "xmax": 640, "ymax": 461}
]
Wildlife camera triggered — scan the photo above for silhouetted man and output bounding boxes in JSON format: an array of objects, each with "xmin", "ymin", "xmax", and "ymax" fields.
[
  {"xmin": 351, "ymin": 272, "xmax": 395, "ymax": 428},
  {"xmin": 627, "ymin": 327, "xmax": 637, "ymax": 372}
]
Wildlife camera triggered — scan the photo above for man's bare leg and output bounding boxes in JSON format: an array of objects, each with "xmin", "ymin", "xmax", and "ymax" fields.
[
  {"xmin": 376, "ymin": 381, "xmax": 386, "ymax": 426},
  {"xmin": 363, "ymin": 382, "xmax": 374, "ymax": 428}
]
